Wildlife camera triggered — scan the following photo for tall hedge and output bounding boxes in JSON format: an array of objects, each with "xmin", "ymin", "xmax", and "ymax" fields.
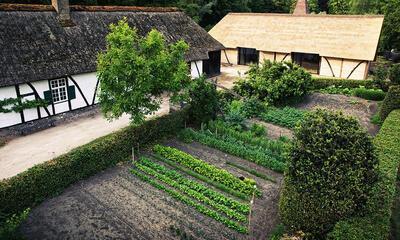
[
  {"xmin": 0, "ymin": 110, "xmax": 187, "ymax": 224},
  {"xmin": 328, "ymin": 110, "xmax": 400, "ymax": 240},
  {"xmin": 279, "ymin": 109, "xmax": 379, "ymax": 238},
  {"xmin": 380, "ymin": 85, "xmax": 400, "ymax": 120}
]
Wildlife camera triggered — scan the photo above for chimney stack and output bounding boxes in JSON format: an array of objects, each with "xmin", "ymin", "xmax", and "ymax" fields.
[
  {"xmin": 52, "ymin": 0, "xmax": 72, "ymax": 25},
  {"xmin": 293, "ymin": 0, "xmax": 309, "ymax": 15}
]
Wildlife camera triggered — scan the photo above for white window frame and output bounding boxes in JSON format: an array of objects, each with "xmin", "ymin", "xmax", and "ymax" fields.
[{"xmin": 50, "ymin": 78, "xmax": 68, "ymax": 104}]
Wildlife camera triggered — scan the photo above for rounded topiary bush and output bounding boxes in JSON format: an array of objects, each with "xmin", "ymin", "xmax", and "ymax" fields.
[
  {"xmin": 279, "ymin": 109, "xmax": 379, "ymax": 238},
  {"xmin": 380, "ymin": 85, "xmax": 400, "ymax": 121}
]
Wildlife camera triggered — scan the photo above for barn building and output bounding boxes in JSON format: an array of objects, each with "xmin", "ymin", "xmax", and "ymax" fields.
[
  {"xmin": 209, "ymin": 0, "xmax": 384, "ymax": 80},
  {"xmin": 0, "ymin": 1, "xmax": 224, "ymax": 129}
]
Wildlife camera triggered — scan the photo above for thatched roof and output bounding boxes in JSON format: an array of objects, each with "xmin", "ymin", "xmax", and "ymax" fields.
[
  {"xmin": 0, "ymin": 4, "xmax": 224, "ymax": 87},
  {"xmin": 209, "ymin": 13, "xmax": 384, "ymax": 61}
]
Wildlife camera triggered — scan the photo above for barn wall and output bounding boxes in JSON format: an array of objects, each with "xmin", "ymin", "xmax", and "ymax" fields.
[
  {"xmin": 319, "ymin": 57, "xmax": 368, "ymax": 80},
  {"xmin": 276, "ymin": 52, "xmax": 291, "ymax": 62},
  {"xmin": 190, "ymin": 60, "xmax": 203, "ymax": 78},
  {"xmin": 221, "ymin": 48, "xmax": 238, "ymax": 64},
  {"xmin": 259, "ymin": 51, "xmax": 274, "ymax": 62}
]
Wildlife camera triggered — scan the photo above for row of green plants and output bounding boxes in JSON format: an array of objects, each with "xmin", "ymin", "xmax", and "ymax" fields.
[
  {"xmin": 260, "ymin": 107, "xmax": 306, "ymax": 129},
  {"xmin": 317, "ymin": 86, "xmax": 386, "ymax": 101},
  {"xmin": 206, "ymin": 120, "xmax": 286, "ymax": 156},
  {"xmin": 153, "ymin": 154, "xmax": 250, "ymax": 200},
  {"xmin": 138, "ymin": 157, "xmax": 250, "ymax": 214},
  {"xmin": 153, "ymin": 145, "xmax": 257, "ymax": 197},
  {"xmin": 135, "ymin": 160, "xmax": 248, "ymax": 223},
  {"xmin": 179, "ymin": 128, "xmax": 286, "ymax": 173},
  {"xmin": 0, "ymin": 110, "xmax": 188, "ymax": 225},
  {"xmin": 130, "ymin": 168, "xmax": 248, "ymax": 234},
  {"xmin": 327, "ymin": 110, "xmax": 400, "ymax": 239}
]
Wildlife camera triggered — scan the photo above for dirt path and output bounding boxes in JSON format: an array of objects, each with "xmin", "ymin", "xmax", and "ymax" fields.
[{"xmin": 0, "ymin": 97, "xmax": 170, "ymax": 180}]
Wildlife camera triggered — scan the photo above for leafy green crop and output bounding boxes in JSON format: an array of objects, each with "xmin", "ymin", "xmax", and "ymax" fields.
[
  {"xmin": 260, "ymin": 107, "xmax": 305, "ymax": 129},
  {"xmin": 136, "ymin": 160, "xmax": 248, "ymax": 222},
  {"xmin": 179, "ymin": 129, "xmax": 286, "ymax": 173},
  {"xmin": 153, "ymin": 145, "xmax": 257, "ymax": 196},
  {"xmin": 131, "ymin": 168, "xmax": 248, "ymax": 233},
  {"xmin": 139, "ymin": 158, "xmax": 250, "ymax": 214}
]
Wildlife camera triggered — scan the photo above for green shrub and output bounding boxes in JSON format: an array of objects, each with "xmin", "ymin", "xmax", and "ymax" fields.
[
  {"xmin": 241, "ymin": 97, "xmax": 266, "ymax": 118},
  {"xmin": 234, "ymin": 60, "xmax": 312, "ymax": 104},
  {"xmin": 187, "ymin": 76, "xmax": 219, "ymax": 124},
  {"xmin": 0, "ymin": 110, "xmax": 187, "ymax": 224},
  {"xmin": 279, "ymin": 109, "xmax": 379, "ymax": 238},
  {"xmin": 328, "ymin": 110, "xmax": 400, "ymax": 240},
  {"xmin": 260, "ymin": 107, "xmax": 305, "ymax": 129},
  {"xmin": 353, "ymin": 87, "xmax": 386, "ymax": 101},
  {"xmin": 380, "ymin": 85, "xmax": 400, "ymax": 120},
  {"xmin": 389, "ymin": 64, "xmax": 400, "ymax": 85},
  {"xmin": 223, "ymin": 100, "xmax": 246, "ymax": 130}
]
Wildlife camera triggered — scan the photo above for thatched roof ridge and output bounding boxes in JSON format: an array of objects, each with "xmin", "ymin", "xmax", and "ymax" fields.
[
  {"xmin": 0, "ymin": 3, "xmax": 179, "ymax": 12},
  {"xmin": 209, "ymin": 13, "xmax": 384, "ymax": 61},
  {"xmin": 0, "ymin": 6, "xmax": 224, "ymax": 87}
]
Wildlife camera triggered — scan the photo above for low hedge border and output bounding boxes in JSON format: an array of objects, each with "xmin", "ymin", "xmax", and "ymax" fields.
[
  {"xmin": 0, "ymin": 110, "xmax": 188, "ymax": 224},
  {"xmin": 327, "ymin": 110, "xmax": 400, "ymax": 239}
]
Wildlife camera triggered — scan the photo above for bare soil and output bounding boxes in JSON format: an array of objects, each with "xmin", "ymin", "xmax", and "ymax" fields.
[
  {"xmin": 20, "ymin": 139, "xmax": 282, "ymax": 240},
  {"xmin": 295, "ymin": 93, "xmax": 380, "ymax": 136}
]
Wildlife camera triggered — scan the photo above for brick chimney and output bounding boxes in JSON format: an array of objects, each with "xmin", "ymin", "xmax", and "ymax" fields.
[
  {"xmin": 293, "ymin": 0, "xmax": 309, "ymax": 15},
  {"xmin": 52, "ymin": 0, "xmax": 73, "ymax": 25}
]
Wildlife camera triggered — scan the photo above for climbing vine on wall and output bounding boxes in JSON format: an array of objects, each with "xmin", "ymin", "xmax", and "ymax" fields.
[{"xmin": 0, "ymin": 98, "xmax": 49, "ymax": 114}]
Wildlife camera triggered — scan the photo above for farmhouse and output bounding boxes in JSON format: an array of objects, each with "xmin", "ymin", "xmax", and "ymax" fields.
[
  {"xmin": 0, "ymin": 1, "xmax": 224, "ymax": 129},
  {"xmin": 209, "ymin": 0, "xmax": 384, "ymax": 80}
]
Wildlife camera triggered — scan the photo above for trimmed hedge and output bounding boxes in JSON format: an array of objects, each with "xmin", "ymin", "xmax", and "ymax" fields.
[
  {"xmin": 312, "ymin": 77, "xmax": 375, "ymax": 90},
  {"xmin": 279, "ymin": 109, "xmax": 378, "ymax": 238},
  {"xmin": 328, "ymin": 110, "xmax": 400, "ymax": 240},
  {"xmin": 380, "ymin": 85, "xmax": 400, "ymax": 121},
  {"xmin": 353, "ymin": 88, "xmax": 386, "ymax": 101},
  {"xmin": 0, "ymin": 110, "xmax": 187, "ymax": 224}
]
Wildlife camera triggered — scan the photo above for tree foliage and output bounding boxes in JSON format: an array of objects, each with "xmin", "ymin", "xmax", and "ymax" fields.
[
  {"xmin": 234, "ymin": 60, "xmax": 312, "ymax": 105},
  {"xmin": 97, "ymin": 18, "xmax": 190, "ymax": 124},
  {"xmin": 279, "ymin": 109, "xmax": 379, "ymax": 238}
]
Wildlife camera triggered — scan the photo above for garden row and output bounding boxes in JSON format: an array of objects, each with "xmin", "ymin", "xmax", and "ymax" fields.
[
  {"xmin": 131, "ymin": 157, "xmax": 249, "ymax": 233},
  {"xmin": 179, "ymin": 121, "xmax": 287, "ymax": 173}
]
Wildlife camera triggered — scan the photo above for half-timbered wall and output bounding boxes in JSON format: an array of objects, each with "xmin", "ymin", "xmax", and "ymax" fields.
[
  {"xmin": 320, "ymin": 57, "xmax": 368, "ymax": 80},
  {"xmin": 0, "ymin": 61, "xmax": 202, "ymax": 129},
  {"xmin": 190, "ymin": 60, "xmax": 203, "ymax": 79}
]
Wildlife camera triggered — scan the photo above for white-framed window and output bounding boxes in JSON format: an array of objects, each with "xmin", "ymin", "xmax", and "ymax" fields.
[{"xmin": 50, "ymin": 78, "xmax": 68, "ymax": 103}]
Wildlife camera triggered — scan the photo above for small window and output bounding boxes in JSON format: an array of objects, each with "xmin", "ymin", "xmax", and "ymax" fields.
[
  {"xmin": 50, "ymin": 78, "xmax": 68, "ymax": 103},
  {"xmin": 292, "ymin": 52, "xmax": 321, "ymax": 74}
]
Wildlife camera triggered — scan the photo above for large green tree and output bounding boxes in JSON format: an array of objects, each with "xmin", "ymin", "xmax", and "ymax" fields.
[
  {"xmin": 328, "ymin": 0, "xmax": 350, "ymax": 14},
  {"xmin": 97, "ymin": 18, "xmax": 190, "ymax": 124},
  {"xmin": 380, "ymin": 0, "xmax": 400, "ymax": 51}
]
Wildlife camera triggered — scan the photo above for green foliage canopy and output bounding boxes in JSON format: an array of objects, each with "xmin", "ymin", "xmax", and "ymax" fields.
[
  {"xmin": 279, "ymin": 109, "xmax": 379, "ymax": 238},
  {"xmin": 97, "ymin": 18, "xmax": 190, "ymax": 124}
]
